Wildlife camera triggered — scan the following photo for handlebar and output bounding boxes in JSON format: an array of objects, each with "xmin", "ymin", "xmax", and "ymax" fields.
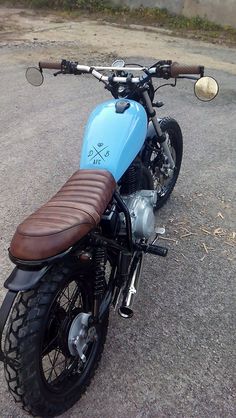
[
  {"xmin": 39, "ymin": 61, "xmax": 61, "ymax": 70},
  {"xmin": 170, "ymin": 62, "xmax": 204, "ymax": 77},
  {"xmin": 38, "ymin": 60, "xmax": 204, "ymax": 83}
]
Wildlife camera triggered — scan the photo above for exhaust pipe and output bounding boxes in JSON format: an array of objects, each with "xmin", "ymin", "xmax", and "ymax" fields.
[{"xmin": 119, "ymin": 253, "xmax": 144, "ymax": 319}]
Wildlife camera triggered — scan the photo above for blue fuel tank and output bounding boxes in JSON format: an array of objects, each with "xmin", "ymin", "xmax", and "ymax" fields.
[{"xmin": 80, "ymin": 99, "xmax": 147, "ymax": 181}]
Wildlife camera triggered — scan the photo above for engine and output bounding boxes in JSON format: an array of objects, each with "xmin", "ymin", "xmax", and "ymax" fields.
[
  {"xmin": 121, "ymin": 190, "xmax": 157, "ymax": 241},
  {"xmin": 101, "ymin": 189, "xmax": 157, "ymax": 241}
]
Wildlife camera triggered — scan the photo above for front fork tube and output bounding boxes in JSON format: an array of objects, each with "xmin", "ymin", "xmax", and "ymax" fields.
[{"xmin": 142, "ymin": 90, "xmax": 175, "ymax": 169}]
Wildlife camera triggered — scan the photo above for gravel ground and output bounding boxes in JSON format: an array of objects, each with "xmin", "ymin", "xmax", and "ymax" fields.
[{"xmin": 0, "ymin": 11, "xmax": 235, "ymax": 418}]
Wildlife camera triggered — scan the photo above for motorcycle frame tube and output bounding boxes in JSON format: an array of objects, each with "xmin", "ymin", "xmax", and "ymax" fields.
[
  {"xmin": 114, "ymin": 191, "xmax": 133, "ymax": 252},
  {"xmin": 8, "ymin": 245, "xmax": 73, "ymax": 268}
]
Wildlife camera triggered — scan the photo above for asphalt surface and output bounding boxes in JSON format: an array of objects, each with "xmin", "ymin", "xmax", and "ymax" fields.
[{"xmin": 0, "ymin": 44, "xmax": 235, "ymax": 418}]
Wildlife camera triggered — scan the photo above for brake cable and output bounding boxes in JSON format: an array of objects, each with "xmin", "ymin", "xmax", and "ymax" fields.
[{"xmin": 154, "ymin": 78, "xmax": 177, "ymax": 93}]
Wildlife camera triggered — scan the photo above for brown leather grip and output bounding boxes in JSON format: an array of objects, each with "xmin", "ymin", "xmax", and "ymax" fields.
[
  {"xmin": 170, "ymin": 62, "xmax": 204, "ymax": 77},
  {"xmin": 39, "ymin": 61, "xmax": 61, "ymax": 70}
]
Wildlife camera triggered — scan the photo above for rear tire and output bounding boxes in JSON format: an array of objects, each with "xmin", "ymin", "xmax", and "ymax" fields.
[{"xmin": 4, "ymin": 264, "xmax": 109, "ymax": 417}]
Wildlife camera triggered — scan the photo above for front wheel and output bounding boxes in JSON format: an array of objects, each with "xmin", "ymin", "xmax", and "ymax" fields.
[
  {"xmin": 4, "ymin": 264, "xmax": 109, "ymax": 417},
  {"xmin": 148, "ymin": 117, "xmax": 183, "ymax": 210}
]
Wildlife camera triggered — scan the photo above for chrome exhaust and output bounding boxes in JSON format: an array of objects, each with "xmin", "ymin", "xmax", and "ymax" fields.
[{"xmin": 119, "ymin": 253, "xmax": 144, "ymax": 319}]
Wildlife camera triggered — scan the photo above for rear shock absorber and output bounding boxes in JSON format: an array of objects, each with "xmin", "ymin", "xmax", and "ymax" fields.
[{"xmin": 93, "ymin": 246, "xmax": 106, "ymax": 318}]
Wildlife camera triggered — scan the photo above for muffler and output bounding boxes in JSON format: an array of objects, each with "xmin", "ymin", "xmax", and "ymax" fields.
[{"xmin": 118, "ymin": 253, "xmax": 144, "ymax": 319}]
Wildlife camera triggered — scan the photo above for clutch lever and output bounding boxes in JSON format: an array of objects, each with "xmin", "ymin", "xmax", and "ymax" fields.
[{"xmin": 54, "ymin": 70, "xmax": 63, "ymax": 77}]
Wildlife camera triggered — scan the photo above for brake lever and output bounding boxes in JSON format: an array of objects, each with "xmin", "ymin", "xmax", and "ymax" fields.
[{"xmin": 54, "ymin": 71, "xmax": 62, "ymax": 77}]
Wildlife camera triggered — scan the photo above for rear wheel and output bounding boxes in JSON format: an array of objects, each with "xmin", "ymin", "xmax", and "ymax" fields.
[{"xmin": 4, "ymin": 264, "xmax": 109, "ymax": 417}]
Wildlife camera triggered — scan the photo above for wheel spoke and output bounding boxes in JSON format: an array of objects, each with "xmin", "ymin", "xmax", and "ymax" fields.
[
  {"xmin": 43, "ymin": 349, "xmax": 65, "ymax": 383},
  {"xmin": 40, "ymin": 279, "xmax": 87, "ymax": 388},
  {"xmin": 42, "ymin": 334, "xmax": 59, "ymax": 356},
  {"xmin": 46, "ymin": 352, "xmax": 58, "ymax": 383},
  {"xmin": 56, "ymin": 282, "xmax": 81, "ymax": 314}
]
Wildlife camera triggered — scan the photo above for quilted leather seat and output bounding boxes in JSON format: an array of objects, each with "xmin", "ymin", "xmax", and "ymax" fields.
[{"xmin": 10, "ymin": 169, "xmax": 116, "ymax": 261}]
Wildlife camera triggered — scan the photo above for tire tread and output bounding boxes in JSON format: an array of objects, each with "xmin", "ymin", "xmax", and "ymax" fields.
[{"xmin": 4, "ymin": 265, "xmax": 108, "ymax": 417}]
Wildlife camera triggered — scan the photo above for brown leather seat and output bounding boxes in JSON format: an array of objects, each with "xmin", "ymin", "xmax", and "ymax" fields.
[{"xmin": 10, "ymin": 169, "xmax": 116, "ymax": 261}]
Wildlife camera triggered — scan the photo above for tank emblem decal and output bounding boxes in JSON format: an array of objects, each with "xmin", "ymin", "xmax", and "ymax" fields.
[{"xmin": 88, "ymin": 143, "xmax": 110, "ymax": 165}]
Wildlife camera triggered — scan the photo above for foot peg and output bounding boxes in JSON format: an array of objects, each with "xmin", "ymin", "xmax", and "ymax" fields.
[
  {"xmin": 145, "ymin": 244, "xmax": 168, "ymax": 257},
  {"xmin": 137, "ymin": 243, "xmax": 168, "ymax": 257}
]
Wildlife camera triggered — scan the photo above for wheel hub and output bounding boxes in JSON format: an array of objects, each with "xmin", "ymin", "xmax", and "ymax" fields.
[{"xmin": 68, "ymin": 312, "xmax": 97, "ymax": 362}]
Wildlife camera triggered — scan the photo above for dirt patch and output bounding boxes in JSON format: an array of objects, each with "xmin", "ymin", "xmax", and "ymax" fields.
[{"xmin": 0, "ymin": 7, "xmax": 236, "ymax": 75}]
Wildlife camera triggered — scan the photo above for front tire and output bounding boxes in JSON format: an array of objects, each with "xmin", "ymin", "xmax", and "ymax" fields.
[
  {"xmin": 148, "ymin": 117, "xmax": 183, "ymax": 210},
  {"xmin": 4, "ymin": 264, "xmax": 109, "ymax": 417}
]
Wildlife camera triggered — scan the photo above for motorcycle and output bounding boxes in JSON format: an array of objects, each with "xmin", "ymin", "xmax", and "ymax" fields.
[{"xmin": 0, "ymin": 58, "xmax": 218, "ymax": 417}]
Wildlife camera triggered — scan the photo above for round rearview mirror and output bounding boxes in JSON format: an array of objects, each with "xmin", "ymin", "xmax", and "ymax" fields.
[
  {"xmin": 194, "ymin": 76, "xmax": 219, "ymax": 101},
  {"xmin": 26, "ymin": 67, "xmax": 44, "ymax": 86},
  {"xmin": 112, "ymin": 59, "xmax": 125, "ymax": 68}
]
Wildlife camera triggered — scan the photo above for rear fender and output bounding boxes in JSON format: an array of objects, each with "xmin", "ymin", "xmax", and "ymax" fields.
[
  {"xmin": 0, "ymin": 266, "xmax": 51, "ymax": 362},
  {"xmin": 4, "ymin": 265, "xmax": 51, "ymax": 292}
]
